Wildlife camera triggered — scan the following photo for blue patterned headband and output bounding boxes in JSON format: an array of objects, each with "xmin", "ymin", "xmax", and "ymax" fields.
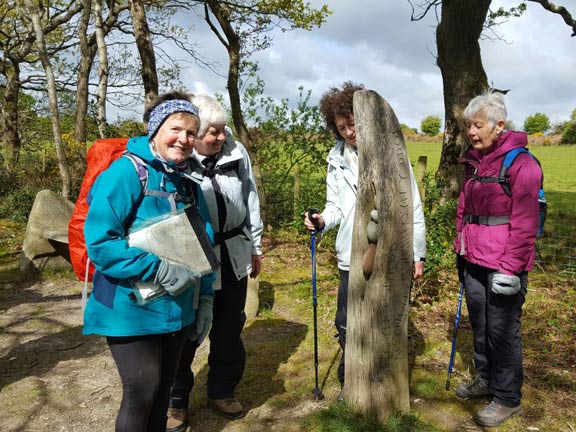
[{"xmin": 147, "ymin": 99, "xmax": 199, "ymax": 140}]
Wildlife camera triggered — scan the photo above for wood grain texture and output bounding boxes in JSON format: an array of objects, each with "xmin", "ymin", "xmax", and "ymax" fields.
[{"xmin": 345, "ymin": 89, "xmax": 413, "ymax": 421}]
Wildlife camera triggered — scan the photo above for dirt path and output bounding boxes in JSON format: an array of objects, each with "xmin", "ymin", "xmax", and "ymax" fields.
[
  {"xmin": 1, "ymin": 263, "xmax": 574, "ymax": 431},
  {"xmin": 0, "ymin": 274, "xmax": 338, "ymax": 432}
]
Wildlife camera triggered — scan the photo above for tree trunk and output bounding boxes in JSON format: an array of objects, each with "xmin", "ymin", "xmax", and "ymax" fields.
[
  {"xmin": 204, "ymin": 0, "xmax": 268, "ymax": 225},
  {"xmin": 435, "ymin": 0, "xmax": 490, "ymax": 198},
  {"xmin": 74, "ymin": 0, "xmax": 94, "ymax": 146},
  {"xmin": 94, "ymin": 0, "xmax": 109, "ymax": 138},
  {"xmin": 23, "ymin": 0, "xmax": 71, "ymax": 199},
  {"xmin": 345, "ymin": 90, "xmax": 413, "ymax": 422},
  {"xmin": 129, "ymin": 0, "xmax": 158, "ymax": 111},
  {"xmin": 1, "ymin": 61, "xmax": 21, "ymax": 170}
]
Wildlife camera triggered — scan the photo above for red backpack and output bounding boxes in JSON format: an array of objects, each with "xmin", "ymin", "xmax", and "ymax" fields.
[{"xmin": 68, "ymin": 138, "xmax": 131, "ymax": 282}]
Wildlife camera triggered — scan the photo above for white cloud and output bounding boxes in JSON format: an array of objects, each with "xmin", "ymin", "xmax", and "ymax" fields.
[{"xmin": 115, "ymin": 1, "xmax": 576, "ymax": 133}]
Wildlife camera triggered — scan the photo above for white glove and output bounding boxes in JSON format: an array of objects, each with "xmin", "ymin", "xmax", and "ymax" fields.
[
  {"xmin": 491, "ymin": 272, "xmax": 521, "ymax": 296},
  {"xmin": 190, "ymin": 295, "xmax": 214, "ymax": 345},
  {"xmin": 154, "ymin": 260, "xmax": 199, "ymax": 297}
]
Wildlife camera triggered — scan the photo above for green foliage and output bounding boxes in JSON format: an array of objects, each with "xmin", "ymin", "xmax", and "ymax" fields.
[
  {"xmin": 486, "ymin": 3, "xmax": 527, "ymax": 27},
  {"xmin": 415, "ymin": 173, "xmax": 458, "ymax": 301},
  {"xmin": 523, "ymin": 112, "xmax": 551, "ymax": 135},
  {"xmin": 305, "ymin": 403, "xmax": 442, "ymax": 432},
  {"xmin": 551, "ymin": 121, "xmax": 569, "ymax": 135},
  {"xmin": 105, "ymin": 118, "xmax": 146, "ymax": 139},
  {"xmin": 420, "ymin": 116, "xmax": 442, "ymax": 136},
  {"xmin": 561, "ymin": 121, "xmax": 576, "ymax": 145},
  {"xmin": 400, "ymin": 123, "xmax": 417, "ymax": 135},
  {"xmin": 570, "ymin": 108, "xmax": 576, "ymax": 122}
]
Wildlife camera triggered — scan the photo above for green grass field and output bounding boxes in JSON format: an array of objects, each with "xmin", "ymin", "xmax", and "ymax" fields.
[{"xmin": 406, "ymin": 141, "xmax": 576, "ymax": 194}]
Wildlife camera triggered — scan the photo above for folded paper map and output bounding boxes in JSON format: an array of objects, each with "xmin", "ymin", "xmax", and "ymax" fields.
[{"xmin": 126, "ymin": 206, "xmax": 220, "ymax": 304}]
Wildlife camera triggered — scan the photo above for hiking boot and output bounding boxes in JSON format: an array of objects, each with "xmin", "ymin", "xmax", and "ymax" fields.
[
  {"xmin": 207, "ymin": 397, "xmax": 245, "ymax": 419},
  {"xmin": 166, "ymin": 407, "xmax": 188, "ymax": 432},
  {"xmin": 455, "ymin": 374, "xmax": 492, "ymax": 400},
  {"xmin": 474, "ymin": 401, "xmax": 522, "ymax": 427}
]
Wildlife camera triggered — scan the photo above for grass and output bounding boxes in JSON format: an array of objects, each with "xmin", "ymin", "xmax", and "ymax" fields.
[
  {"xmin": 2, "ymin": 143, "xmax": 575, "ymax": 431},
  {"xmin": 406, "ymin": 140, "xmax": 576, "ymax": 193}
]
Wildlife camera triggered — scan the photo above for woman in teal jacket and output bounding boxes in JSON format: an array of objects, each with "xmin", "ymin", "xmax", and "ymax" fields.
[{"xmin": 83, "ymin": 92, "xmax": 215, "ymax": 432}]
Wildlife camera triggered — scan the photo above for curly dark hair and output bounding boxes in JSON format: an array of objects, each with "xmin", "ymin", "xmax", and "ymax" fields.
[{"xmin": 319, "ymin": 81, "xmax": 364, "ymax": 139}]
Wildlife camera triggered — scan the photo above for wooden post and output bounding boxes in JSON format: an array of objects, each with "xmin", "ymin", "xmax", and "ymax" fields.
[
  {"xmin": 344, "ymin": 90, "xmax": 413, "ymax": 422},
  {"xmin": 417, "ymin": 155, "xmax": 427, "ymax": 201}
]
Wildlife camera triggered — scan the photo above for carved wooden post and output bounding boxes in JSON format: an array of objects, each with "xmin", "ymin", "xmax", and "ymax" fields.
[{"xmin": 344, "ymin": 90, "xmax": 413, "ymax": 422}]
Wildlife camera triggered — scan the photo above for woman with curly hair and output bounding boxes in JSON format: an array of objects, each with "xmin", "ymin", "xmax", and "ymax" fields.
[{"xmin": 303, "ymin": 81, "xmax": 426, "ymax": 399}]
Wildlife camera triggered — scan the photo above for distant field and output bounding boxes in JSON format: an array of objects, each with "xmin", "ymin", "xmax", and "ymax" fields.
[{"xmin": 406, "ymin": 141, "xmax": 576, "ymax": 193}]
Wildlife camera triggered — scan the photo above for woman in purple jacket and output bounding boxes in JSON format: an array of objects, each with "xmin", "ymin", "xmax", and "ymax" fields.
[{"xmin": 454, "ymin": 91, "xmax": 542, "ymax": 427}]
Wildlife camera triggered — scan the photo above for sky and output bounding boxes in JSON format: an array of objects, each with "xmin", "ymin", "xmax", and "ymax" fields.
[{"xmin": 148, "ymin": 0, "xmax": 576, "ymax": 132}]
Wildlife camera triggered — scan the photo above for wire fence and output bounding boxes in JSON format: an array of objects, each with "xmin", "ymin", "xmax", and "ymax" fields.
[
  {"xmin": 260, "ymin": 174, "xmax": 576, "ymax": 279},
  {"xmin": 4, "ymin": 151, "xmax": 575, "ymax": 278},
  {"xmin": 534, "ymin": 195, "xmax": 576, "ymax": 278}
]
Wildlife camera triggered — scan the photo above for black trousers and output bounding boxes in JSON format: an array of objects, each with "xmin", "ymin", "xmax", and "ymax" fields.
[
  {"xmin": 107, "ymin": 327, "xmax": 189, "ymax": 432},
  {"xmin": 170, "ymin": 247, "xmax": 248, "ymax": 408},
  {"xmin": 334, "ymin": 269, "xmax": 349, "ymax": 385},
  {"xmin": 463, "ymin": 261, "xmax": 527, "ymax": 408}
]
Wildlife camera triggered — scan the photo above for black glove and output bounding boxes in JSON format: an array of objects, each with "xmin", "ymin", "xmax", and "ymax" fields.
[
  {"xmin": 456, "ymin": 255, "xmax": 466, "ymax": 284},
  {"xmin": 306, "ymin": 208, "xmax": 322, "ymax": 232}
]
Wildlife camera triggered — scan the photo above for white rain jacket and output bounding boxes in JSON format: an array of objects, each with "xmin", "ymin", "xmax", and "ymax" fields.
[
  {"xmin": 190, "ymin": 131, "xmax": 263, "ymax": 290},
  {"xmin": 321, "ymin": 140, "xmax": 426, "ymax": 271}
]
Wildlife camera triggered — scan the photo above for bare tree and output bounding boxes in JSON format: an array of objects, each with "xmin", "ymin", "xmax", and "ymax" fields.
[
  {"xmin": 20, "ymin": 0, "xmax": 72, "ymax": 198},
  {"xmin": 94, "ymin": 0, "xmax": 111, "ymax": 138},
  {"xmin": 75, "ymin": 0, "xmax": 94, "ymax": 145},
  {"xmin": 410, "ymin": 0, "xmax": 576, "ymax": 198},
  {"xmin": 129, "ymin": 0, "xmax": 158, "ymax": 110}
]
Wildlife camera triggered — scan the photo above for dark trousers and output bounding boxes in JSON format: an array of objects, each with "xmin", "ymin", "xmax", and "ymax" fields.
[
  {"xmin": 463, "ymin": 262, "xmax": 527, "ymax": 407},
  {"xmin": 334, "ymin": 269, "xmax": 349, "ymax": 385},
  {"xmin": 170, "ymin": 247, "xmax": 248, "ymax": 408},
  {"xmin": 107, "ymin": 327, "xmax": 189, "ymax": 432}
]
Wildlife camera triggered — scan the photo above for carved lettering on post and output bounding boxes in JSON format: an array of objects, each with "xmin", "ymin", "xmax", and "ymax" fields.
[{"xmin": 344, "ymin": 90, "xmax": 413, "ymax": 422}]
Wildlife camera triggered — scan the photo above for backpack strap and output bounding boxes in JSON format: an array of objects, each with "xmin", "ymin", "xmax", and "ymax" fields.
[
  {"xmin": 464, "ymin": 147, "xmax": 545, "ymax": 232},
  {"xmin": 498, "ymin": 148, "xmax": 530, "ymax": 197},
  {"xmin": 123, "ymin": 152, "xmax": 197, "ymax": 213}
]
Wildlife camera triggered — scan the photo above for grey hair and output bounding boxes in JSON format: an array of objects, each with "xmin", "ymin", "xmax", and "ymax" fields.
[
  {"xmin": 463, "ymin": 90, "xmax": 507, "ymax": 126},
  {"xmin": 191, "ymin": 94, "xmax": 228, "ymax": 137}
]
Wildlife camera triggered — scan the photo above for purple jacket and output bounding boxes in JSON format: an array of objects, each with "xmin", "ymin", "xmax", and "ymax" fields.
[{"xmin": 454, "ymin": 130, "xmax": 542, "ymax": 275}]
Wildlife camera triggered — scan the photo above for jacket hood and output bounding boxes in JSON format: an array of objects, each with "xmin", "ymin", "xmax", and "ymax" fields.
[
  {"xmin": 461, "ymin": 130, "xmax": 528, "ymax": 165},
  {"xmin": 326, "ymin": 139, "xmax": 348, "ymax": 167}
]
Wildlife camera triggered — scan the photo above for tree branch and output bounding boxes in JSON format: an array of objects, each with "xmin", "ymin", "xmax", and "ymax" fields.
[
  {"xmin": 527, "ymin": 0, "xmax": 576, "ymax": 36},
  {"xmin": 408, "ymin": 0, "xmax": 441, "ymax": 22}
]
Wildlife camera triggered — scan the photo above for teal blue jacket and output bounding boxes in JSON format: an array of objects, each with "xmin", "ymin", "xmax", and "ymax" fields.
[{"xmin": 82, "ymin": 136, "xmax": 215, "ymax": 337}]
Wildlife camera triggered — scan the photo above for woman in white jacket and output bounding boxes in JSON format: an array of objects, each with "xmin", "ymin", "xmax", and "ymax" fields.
[
  {"xmin": 168, "ymin": 95, "xmax": 263, "ymax": 431},
  {"xmin": 304, "ymin": 82, "xmax": 426, "ymax": 396}
]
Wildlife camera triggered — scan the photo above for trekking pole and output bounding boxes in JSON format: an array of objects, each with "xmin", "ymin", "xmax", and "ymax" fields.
[
  {"xmin": 307, "ymin": 208, "xmax": 324, "ymax": 401},
  {"xmin": 446, "ymin": 282, "xmax": 464, "ymax": 391}
]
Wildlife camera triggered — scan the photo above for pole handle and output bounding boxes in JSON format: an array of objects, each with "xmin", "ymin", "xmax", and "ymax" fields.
[{"xmin": 306, "ymin": 208, "xmax": 321, "ymax": 232}]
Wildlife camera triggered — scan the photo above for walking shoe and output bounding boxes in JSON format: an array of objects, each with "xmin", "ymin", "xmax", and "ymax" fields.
[
  {"xmin": 455, "ymin": 374, "xmax": 492, "ymax": 400},
  {"xmin": 207, "ymin": 397, "xmax": 245, "ymax": 419},
  {"xmin": 474, "ymin": 401, "xmax": 522, "ymax": 427},
  {"xmin": 166, "ymin": 407, "xmax": 188, "ymax": 432}
]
